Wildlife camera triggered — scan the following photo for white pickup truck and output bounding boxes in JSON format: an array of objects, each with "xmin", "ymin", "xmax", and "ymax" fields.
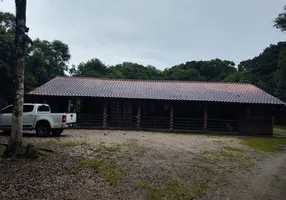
[{"xmin": 0, "ymin": 103, "xmax": 76, "ymax": 137}]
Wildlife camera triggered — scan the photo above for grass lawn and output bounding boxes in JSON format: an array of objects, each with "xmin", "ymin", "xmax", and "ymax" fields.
[
  {"xmin": 273, "ymin": 126, "xmax": 286, "ymax": 134},
  {"xmin": 241, "ymin": 137, "xmax": 286, "ymax": 152}
]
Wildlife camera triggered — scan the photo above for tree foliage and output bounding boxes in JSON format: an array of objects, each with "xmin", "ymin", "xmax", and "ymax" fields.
[
  {"xmin": 0, "ymin": 11, "xmax": 71, "ymax": 97},
  {"xmin": 25, "ymin": 39, "xmax": 70, "ymax": 91},
  {"xmin": 237, "ymin": 42, "xmax": 286, "ymax": 100},
  {"xmin": 70, "ymin": 58, "xmax": 106, "ymax": 77},
  {"xmin": 70, "ymin": 58, "xmax": 237, "ymax": 82},
  {"xmin": 0, "ymin": 12, "xmax": 15, "ymax": 97},
  {"xmin": 274, "ymin": 5, "xmax": 286, "ymax": 32},
  {"xmin": 108, "ymin": 62, "xmax": 162, "ymax": 80}
]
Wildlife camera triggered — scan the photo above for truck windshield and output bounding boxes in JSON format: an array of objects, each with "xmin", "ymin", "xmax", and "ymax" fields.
[{"xmin": 37, "ymin": 105, "xmax": 50, "ymax": 112}]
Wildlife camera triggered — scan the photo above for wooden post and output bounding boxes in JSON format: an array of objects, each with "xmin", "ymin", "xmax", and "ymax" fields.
[
  {"xmin": 72, "ymin": 99, "xmax": 78, "ymax": 113},
  {"xmin": 68, "ymin": 99, "xmax": 77, "ymax": 113},
  {"xmin": 67, "ymin": 99, "xmax": 71, "ymax": 112},
  {"xmin": 204, "ymin": 103, "xmax": 208, "ymax": 133},
  {"xmin": 137, "ymin": 101, "xmax": 141, "ymax": 129},
  {"xmin": 103, "ymin": 100, "xmax": 107, "ymax": 128},
  {"xmin": 170, "ymin": 104, "xmax": 174, "ymax": 130}
]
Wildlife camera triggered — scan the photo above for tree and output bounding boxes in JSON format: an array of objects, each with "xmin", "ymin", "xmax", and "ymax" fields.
[
  {"xmin": 0, "ymin": 11, "xmax": 71, "ymax": 94},
  {"xmin": 105, "ymin": 67, "xmax": 125, "ymax": 79},
  {"xmin": 276, "ymin": 49, "xmax": 286, "ymax": 100},
  {"xmin": 70, "ymin": 58, "xmax": 107, "ymax": 77},
  {"xmin": 163, "ymin": 59, "xmax": 236, "ymax": 81},
  {"xmin": 0, "ymin": 12, "xmax": 16, "ymax": 34},
  {"xmin": 237, "ymin": 42, "xmax": 286, "ymax": 101},
  {"xmin": 274, "ymin": 5, "xmax": 286, "ymax": 32},
  {"xmin": 163, "ymin": 66, "xmax": 203, "ymax": 81},
  {"xmin": 109, "ymin": 62, "xmax": 162, "ymax": 80},
  {"xmin": 25, "ymin": 39, "xmax": 71, "ymax": 91},
  {"xmin": 5, "ymin": 0, "xmax": 28, "ymax": 156},
  {"xmin": 70, "ymin": 59, "xmax": 163, "ymax": 80},
  {"xmin": 0, "ymin": 12, "xmax": 15, "ymax": 101},
  {"xmin": 223, "ymin": 71, "xmax": 247, "ymax": 82},
  {"xmin": 70, "ymin": 58, "xmax": 238, "ymax": 82},
  {"xmin": 273, "ymin": 5, "xmax": 286, "ymax": 119}
]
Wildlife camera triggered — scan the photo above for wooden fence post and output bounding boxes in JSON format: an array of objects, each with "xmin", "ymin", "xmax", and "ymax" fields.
[
  {"xmin": 204, "ymin": 103, "xmax": 208, "ymax": 133},
  {"xmin": 103, "ymin": 100, "xmax": 107, "ymax": 128},
  {"xmin": 137, "ymin": 101, "xmax": 141, "ymax": 129},
  {"xmin": 67, "ymin": 99, "xmax": 71, "ymax": 112},
  {"xmin": 170, "ymin": 104, "xmax": 174, "ymax": 130}
]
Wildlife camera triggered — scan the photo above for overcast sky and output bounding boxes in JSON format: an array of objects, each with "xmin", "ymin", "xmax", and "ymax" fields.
[{"xmin": 1, "ymin": 0, "xmax": 285, "ymax": 69}]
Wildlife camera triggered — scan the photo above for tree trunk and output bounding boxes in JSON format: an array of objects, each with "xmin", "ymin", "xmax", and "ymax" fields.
[{"xmin": 5, "ymin": 0, "xmax": 27, "ymax": 156}]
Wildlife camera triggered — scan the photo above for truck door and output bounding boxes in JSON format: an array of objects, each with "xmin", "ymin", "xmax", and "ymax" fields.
[{"xmin": 23, "ymin": 105, "xmax": 35, "ymax": 129}]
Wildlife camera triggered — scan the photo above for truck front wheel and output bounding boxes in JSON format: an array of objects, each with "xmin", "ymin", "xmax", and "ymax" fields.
[
  {"xmin": 52, "ymin": 129, "xmax": 63, "ymax": 136},
  {"xmin": 36, "ymin": 122, "xmax": 51, "ymax": 137}
]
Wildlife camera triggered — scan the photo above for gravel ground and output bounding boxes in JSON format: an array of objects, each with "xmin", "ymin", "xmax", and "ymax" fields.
[{"xmin": 0, "ymin": 129, "xmax": 285, "ymax": 200}]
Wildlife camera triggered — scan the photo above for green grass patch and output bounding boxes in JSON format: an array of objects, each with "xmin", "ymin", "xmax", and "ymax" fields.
[
  {"xmin": 93, "ymin": 144, "xmax": 121, "ymax": 152},
  {"xmin": 38, "ymin": 150, "xmax": 50, "ymax": 157},
  {"xmin": 239, "ymin": 162, "xmax": 253, "ymax": 169},
  {"xmin": 136, "ymin": 180, "xmax": 151, "ymax": 190},
  {"xmin": 60, "ymin": 141, "xmax": 88, "ymax": 147},
  {"xmin": 241, "ymin": 137, "xmax": 286, "ymax": 152},
  {"xmin": 123, "ymin": 141, "xmax": 150, "ymax": 156},
  {"xmin": 273, "ymin": 126, "xmax": 286, "ymax": 133},
  {"xmin": 191, "ymin": 186, "xmax": 205, "ymax": 199},
  {"xmin": 223, "ymin": 146, "xmax": 244, "ymax": 152},
  {"xmin": 147, "ymin": 181, "xmax": 194, "ymax": 200},
  {"xmin": 67, "ymin": 168, "xmax": 82, "ymax": 175},
  {"xmin": 80, "ymin": 160, "xmax": 121, "ymax": 183},
  {"xmin": 217, "ymin": 150, "xmax": 243, "ymax": 158}
]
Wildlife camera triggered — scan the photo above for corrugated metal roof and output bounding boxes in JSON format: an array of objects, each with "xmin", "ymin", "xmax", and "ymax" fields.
[{"xmin": 28, "ymin": 76, "xmax": 285, "ymax": 105}]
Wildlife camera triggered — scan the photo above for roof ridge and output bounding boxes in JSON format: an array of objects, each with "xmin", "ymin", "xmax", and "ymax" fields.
[{"xmin": 55, "ymin": 76, "xmax": 252, "ymax": 85}]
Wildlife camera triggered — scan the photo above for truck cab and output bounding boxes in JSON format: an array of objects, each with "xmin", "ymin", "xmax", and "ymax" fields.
[{"xmin": 0, "ymin": 103, "xmax": 76, "ymax": 137}]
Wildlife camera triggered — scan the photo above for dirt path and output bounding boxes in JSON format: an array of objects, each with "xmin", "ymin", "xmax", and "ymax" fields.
[
  {"xmin": 1, "ymin": 130, "xmax": 286, "ymax": 200},
  {"xmin": 238, "ymin": 152, "xmax": 286, "ymax": 200}
]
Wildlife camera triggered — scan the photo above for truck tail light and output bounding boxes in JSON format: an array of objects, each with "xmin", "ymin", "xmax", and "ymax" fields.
[{"xmin": 62, "ymin": 115, "xmax": 67, "ymax": 124}]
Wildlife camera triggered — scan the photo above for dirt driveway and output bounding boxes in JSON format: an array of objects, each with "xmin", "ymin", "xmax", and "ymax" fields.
[{"xmin": 0, "ymin": 129, "xmax": 286, "ymax": 200}]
